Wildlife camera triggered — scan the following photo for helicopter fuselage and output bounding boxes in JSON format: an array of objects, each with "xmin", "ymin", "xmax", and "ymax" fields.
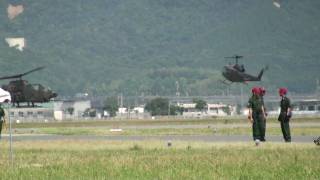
[
  {"xmin": 222, "ymin": 65, "xmax": 262, "ymax": 83},
  {"xmin": 1, "ymin": 80, "xmax": 57, "ymax": 106}
]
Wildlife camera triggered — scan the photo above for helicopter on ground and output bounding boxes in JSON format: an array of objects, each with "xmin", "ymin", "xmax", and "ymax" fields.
[
  {"xmin": 221, "ymin": 55, "xmax": 268, "ymax": 84},
  {"xmin": 0, "ymin": 66, "xmax": 57, "ymax": 107}
]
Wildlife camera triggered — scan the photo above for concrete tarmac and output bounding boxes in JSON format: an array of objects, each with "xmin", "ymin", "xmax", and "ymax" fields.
[{"xmin": 0, "ymin": 134, "xmax": 317, "ymax": 143}]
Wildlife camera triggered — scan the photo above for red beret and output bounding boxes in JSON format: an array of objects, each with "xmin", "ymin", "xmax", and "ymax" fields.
[
  {"xmin": 259, "ymin": 87, "xmax": 266, "ymax": 95},
  {"xmin": 252, "ymin": 87, "xmax": 260, "ymax": 95},
  {"xmin": 279, "ymin": 88, "xmax": 288, "ymax": 96}
]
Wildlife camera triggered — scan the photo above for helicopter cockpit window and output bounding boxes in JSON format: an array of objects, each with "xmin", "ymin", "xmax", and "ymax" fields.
[
  {"xmin": 33, "ymin": 84, "xmax": 40, "ymax": 91},
  {"xmin": 234, "ymin": 64, "xmax": 245, "ymax": 72},
  {"xmin": 43, "ymin": 86, "xmax": 50, "ymax": 91},
  {"xmin": 240, "ymin": 64, "xmax": 245, "ymax": 72},
  {"xmin": 18, "ymin": 111, "xmax": 24, "ymax": 117}
]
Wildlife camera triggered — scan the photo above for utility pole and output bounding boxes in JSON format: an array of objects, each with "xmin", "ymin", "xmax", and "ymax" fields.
[
  {"xmin": 175, "ymin": 80, "xmax": 180, "ymax": 106},
  {"xmin": 175, "ymin": 81, "xmax": 180, "ymax": 97},
  {"xmin": 4, "ymin": 103, "xmax": 13, "ymax": 166},
  {"xmin": 240, "ymin": 85, "xmax": 244, "ymax": 108},
  {"xmin": 118, "ymin": 93, "xmax": 123, "ymax": 108},
  {"xmin": 316, "ymin": 79, "xmax": 320, "ymax": 97},
  {"xmin": 168, "ymin": 101, "xmax": 170, "ymax": 117}
]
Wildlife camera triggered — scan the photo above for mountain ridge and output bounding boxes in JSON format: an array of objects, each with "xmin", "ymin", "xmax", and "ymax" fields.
[{"xmin": 0, "ymin": 0, "xmax": 319, "ymax": 96}]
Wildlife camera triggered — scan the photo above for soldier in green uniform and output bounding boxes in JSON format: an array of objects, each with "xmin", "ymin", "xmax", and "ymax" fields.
[
  {"xmin": 278, "ymin": 88, "xmax": 292, "ymax": 142},
  {"xmin": 0, "ymin": 104, "xmax": 6, "ymax": 140},
  {"xmin": 247, "ymin": 87, "xmax": 266, "ymax": 143},
  {"xmin": 259, "ymin": 87, "xmax": 267, "ymax": 141}
]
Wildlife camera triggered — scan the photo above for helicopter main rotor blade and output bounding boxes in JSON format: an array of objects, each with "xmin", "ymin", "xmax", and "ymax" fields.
[
  {"xmin": 21, "ymin": 66, "xmax": 45, "ymax": 77},
  {"xmin": 224, "ymin": 55, "xmax": 243, "ymax": 59},
  {"xmin": 0, "ymin": 66, "xmax": 45, "ymax": 80},
  {"xmin": 0, "ymin": 75, "xmax": 20, "ymax": 80}
]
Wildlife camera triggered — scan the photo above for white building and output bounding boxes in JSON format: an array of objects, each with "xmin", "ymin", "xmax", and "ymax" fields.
[
  {"xmin": 116, "ymin": 106, "xmax": 149, "ymax": 119},
  {"xmin": 53, "ymin": 100, "xmax": 91, "ymax": 120},
  {"xmin": 180, "ymin": 103, "xmax": 236, "ymax": 117},
  {"xmin": 9, "ymin": 107, "xmax": 54, "ymax": 122}
]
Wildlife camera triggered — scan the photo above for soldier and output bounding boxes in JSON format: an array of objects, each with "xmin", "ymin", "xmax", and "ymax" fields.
[
  {"xmin": 247, "ymin": 87, "xmax": 266, "ymax": 144},
  {"xmin": 259, "ymin": 87, "xmax": 267, "ymax": 141},
  {"xmin": 278, "ymin": 88, "xmax": 292, "ymax": 142},
  {"xmin": 0, "ymin": 104, "xmax": 6, "ymax": 140}
]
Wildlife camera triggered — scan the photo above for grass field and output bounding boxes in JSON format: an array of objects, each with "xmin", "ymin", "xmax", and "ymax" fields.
[
  {"xmin": 1, "ymin": 117, "xmax": 319, "ymax": 179},
  {"xmin": 0, "ymin": 141, "xmax": 319, "ymax": 179}
]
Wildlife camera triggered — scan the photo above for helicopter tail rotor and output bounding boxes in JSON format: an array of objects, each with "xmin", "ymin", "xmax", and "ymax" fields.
[{"xmin": 258, "ymin": 68, "xmax": 265, "ymax": 81}]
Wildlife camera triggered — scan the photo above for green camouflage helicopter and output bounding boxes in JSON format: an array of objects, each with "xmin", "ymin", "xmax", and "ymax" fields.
[{"xmin": 0, "ymin": 66, "xmax": 57, "ymax": 107}]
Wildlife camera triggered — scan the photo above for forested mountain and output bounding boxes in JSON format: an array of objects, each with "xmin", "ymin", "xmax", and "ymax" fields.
[{"xmin": 0, "ymin": 0, "xmax": 319, "ymax": 96}]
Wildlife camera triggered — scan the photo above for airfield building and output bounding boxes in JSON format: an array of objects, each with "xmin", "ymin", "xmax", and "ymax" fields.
[
  {"xmin": 7, "ymin": 100, "xmax": 91, "ymax": 122},
  {"xmin": 180, "ymin": 103, "xmax": 236, "ymax": 117}
]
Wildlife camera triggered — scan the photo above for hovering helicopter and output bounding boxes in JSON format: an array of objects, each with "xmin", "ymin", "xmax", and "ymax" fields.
[
  {"xmin": 0, "ymin": 66, "xmax": 57, "ymax": 107},
  {"xmin": 273, "ymin": 0, "xmax": 281, "ymax": 8},
  {"xmin": 221, "ymin": 55, "xmax": 268, "ymax": 84}
]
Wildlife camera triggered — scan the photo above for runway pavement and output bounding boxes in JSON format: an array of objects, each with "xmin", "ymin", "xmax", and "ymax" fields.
[
  {"xmin": 1, "ymin": 122, "xmax": 318, "ymax": 143},
  {"xmin": 109, "ymin": 122, "xmax": 320, "ymax": 129},
  {"xmin": 0, "ymin": 134, "xmax": 317, "ymax": 143}
]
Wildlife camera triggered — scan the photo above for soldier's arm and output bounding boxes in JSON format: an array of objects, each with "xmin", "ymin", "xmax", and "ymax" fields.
[
  {"xmin": 247, "ymin": 108, "xmax": 253, "ymax": 123},
  {"xmin": 248, "ymin": 108, "xmax": 252, "ymax": 118},
  {"xmin": 1, "ymin": 109, "xmax": 6, "ymax": 123},
  {"xmin": 247, "ymin": 100, "xmax": 253, "ymax": 123},
  {"xmin": 261, "ymin": 106, "xmax": 266, "ymax": 119},
  {"xmin": 0, "ymin": 108, "xmax": 3, "ymax": 117},
  {"xmin": 287, "ymin": 98, "xmax": 292, "ymax": 116}
]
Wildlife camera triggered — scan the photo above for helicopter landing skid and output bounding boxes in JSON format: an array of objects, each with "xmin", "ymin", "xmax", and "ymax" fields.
[
  {"xmin": 314, "ymin": 137, "xmax": 320, "ymax": 146},
  {"xmin": 219, "ymin": 79, "xmax": 232, "ymax": 85}
]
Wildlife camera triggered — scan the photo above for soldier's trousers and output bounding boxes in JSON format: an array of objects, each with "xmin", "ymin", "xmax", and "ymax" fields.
[
  {"xmin": 279, "ymin": 113, "xmax": 291, "ymax": 142},
  {"xmin": 261, "ymin": 117, "xmax": 266, "ymax": 141},
  {"xmin": 280, "ymin": 121, "xmax": 291, "ymax": 142},
  {"xmin": 252, "ymin": 112, "xmax": 265, "ymax": 141}
]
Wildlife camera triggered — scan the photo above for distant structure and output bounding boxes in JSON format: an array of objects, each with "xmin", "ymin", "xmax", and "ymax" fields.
[
  {"xmin": 7, "ymin": 4, "xmax": 24, "ymax": 20},
  {"xmin": 175, "ymin": 81, "xmax": 180, "ymax": 97},
  {"xmin": 116, "ymin": 106, "xmax": 150, "ymax": 119},
  {"xmin": 316, "ymin": 79, "xmax": 320, "ymax": 97},
  {"xmin": 54, "ymin": 100, "xmax": 91, "ymax": 120},
  {"xmin": 273, "ymin": 1, "xmax": 281, "ymax": 8},
  {"xmin": 179, "ymin": 103, "xmax": 236, "ymax": 117},
  {"xmin": 9, "ymin": 107, "xmax": 54, "ymax": 122},
  {"xmin": 5, "ymin": 37, "xmax": 25, "ymax": 51},
  {"xmin": 9, "ymin": 100, "xmax": 91, "ymax": 122}
]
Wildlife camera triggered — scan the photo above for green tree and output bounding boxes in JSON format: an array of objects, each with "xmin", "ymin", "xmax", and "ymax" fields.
[
  {"xmin": 193, "ymin": 99, "xmax": 207, "ymax": 112},
  {"xmin": 222, "ymin": 106, "xmax": 231, "ymax": 115},
  {"xmin": 145, "ymin": 97, "xmax": 169, "ymax": 116},
  {"xmin": 83, "ymin": 108, "xmax": 96, "ymax": 117},
  {"xmin": 169, "ymin": 105, "xmax": 184, "ymax": 115},
  {"xmin": 104, "ymin": 97, "xmax": 119, "ymax": 117},
  {"xmin": 67, "ymin": 107, "xmax": 74, "ymax": 115}
]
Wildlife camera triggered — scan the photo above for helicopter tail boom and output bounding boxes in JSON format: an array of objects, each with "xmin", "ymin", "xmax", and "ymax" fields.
[{"xmin": 257, "ymin": 69, "xmax": 264, "ymax": 81}]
